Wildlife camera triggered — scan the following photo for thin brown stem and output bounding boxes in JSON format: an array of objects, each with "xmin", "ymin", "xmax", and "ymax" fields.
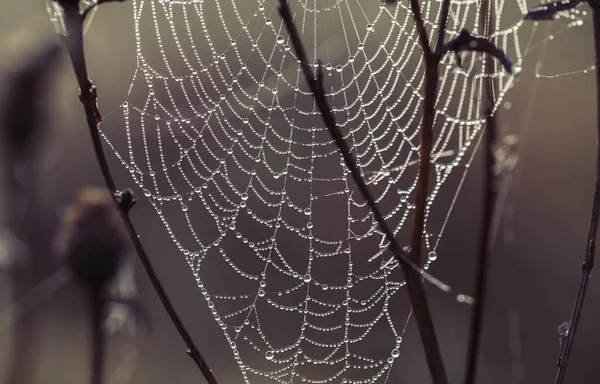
[
  {"xmin": 409, "ymin": 59, "xmax": 438, "ymax": 276},
  {"xmin": 554, "ymin": 3, "xmax": 600, "ymax": 383},
  {"xmin": 463, "ymin": 3, "xmax": 497, "ymax": 382},
  {"xmin": 409, "ymin": 0, "xmax": 433, "ymax": 58},
  {"xmin": 279, "ymin": 1, "xmax": 448, "ymax": 383},
  {"xmin": 435, "ymin": 0, "xmax": 451, "ymax": 53},
  {"xmin": 56, "ymin": 3, "xmax": 218, "ymax": 383}
]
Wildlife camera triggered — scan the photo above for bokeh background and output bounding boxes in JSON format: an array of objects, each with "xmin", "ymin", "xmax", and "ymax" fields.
[{"xmin": 1, "ymin": 1, "xmax": 599, "ymax": 383}]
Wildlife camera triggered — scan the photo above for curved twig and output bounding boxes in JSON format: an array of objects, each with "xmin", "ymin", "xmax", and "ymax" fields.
[
  {"xmin": 463, "ymin": 2, "xmax": 498, "ymax": 383},
  {"xmin": 54, "ymin": 2, "xmax": 219, "ymax": 383},
  {"xmin": 554, "ymin": 3, "xmax": 600, "ymax": 383},
  {"xmin": 279, "ymin": 1, "xmax": 448, "ymax": 383}
]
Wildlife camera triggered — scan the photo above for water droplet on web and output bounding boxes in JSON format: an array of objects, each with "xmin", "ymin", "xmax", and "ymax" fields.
[
  {"xmin": 428, "ymin": 251, "xmax": 437, "ymax": 261},
  {"xmin": 265, "ymin": 350, "xmax": 274, "ymax": 360},
  {"xmin": 143, "ymin": 189, "xmax": 151, "ymax": 197},
  {"xmin": 303, "ymin": 207, "xmax": 311, "ymax": 215},
  {"xmin": 391, "ymin": 349, "xmax": 400, "ymax": 358},
  {"xmin": 265, "ymin": 18, "xmax": 272, "ymax": 25},
  {"xmin": 241, "ymin": 193, "xmax": 248, "ymax": 201},
  {"xmin": 276, "ymin": 35, "xmax": 284, "ymax": 44},
  {"xmin": 303, "ymin": 274, "xmax": 312, "ymax": 283},
  {"xmin": 366, "ymin": 24, "xmax": 374, "ymax": 31}
]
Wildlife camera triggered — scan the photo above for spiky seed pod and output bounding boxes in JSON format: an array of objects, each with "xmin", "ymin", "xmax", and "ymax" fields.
[{"xmin": 55, "ymin": 187, "xmax": 128, "ymax": 291}]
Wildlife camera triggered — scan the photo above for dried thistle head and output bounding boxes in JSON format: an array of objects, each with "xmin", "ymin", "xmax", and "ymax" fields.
[{"xmin": 55, "ymin": 187, "xmax": 128, "ymax": 291}]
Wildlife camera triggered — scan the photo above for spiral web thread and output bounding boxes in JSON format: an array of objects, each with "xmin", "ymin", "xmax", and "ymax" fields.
[{"xmin": 95, "ymin": 0, "xmax": 540, "ymax": 382}]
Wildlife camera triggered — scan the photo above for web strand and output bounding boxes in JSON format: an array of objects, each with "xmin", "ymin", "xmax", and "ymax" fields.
[{"xmin": 100, "ymin": 1, "xmax": 539, "ymax": 383}]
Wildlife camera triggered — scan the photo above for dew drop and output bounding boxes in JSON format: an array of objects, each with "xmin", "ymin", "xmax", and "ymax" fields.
[
  {"xmin": 303, "ymin": 274, "xmax": 312, "ymax": 283},
  {"xmin": 391, "ymin": 349, "xmax": 400, "ymax": 358},
  {"xmin": 303, "ymin": 207, "xmax": 312, "ymax": 216},
  {"xmin": 265, "ymin": 350, "xmax": 274, "ymax": 360},
  {"xmin": 428, "ymin": 251, "xmax": 437, "ymax": 261},
  {"xmin": 241, "ymin": 193, "xmax": 249, "ymax": 201},
  {"xmin": 276, "ymin": 35, "xmax": 285, "ymax": 44}
]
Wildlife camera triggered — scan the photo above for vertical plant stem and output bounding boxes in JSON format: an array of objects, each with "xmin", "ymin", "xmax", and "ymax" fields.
[
  {"xmin": 57, "ymin": 3, "xmax": 218, "ymax": 383},
  {"xmin": 278, "ymin": 1, "xmax": 448, "ymax": 382},
  {"xmin": 406, "ymin": 60, "xmax": 449, "ymax": 384},
  {"xmin": 409, "ymin": 59, "xmax": 438, "ymax": 275},
  {"xmin": 463, "ymin": 2, "xmax": 498, "ymax": 383},
  {"xmin": 90, "ymin": 290, "xmax": 106, "ymax": 384},
  {"xmin": 408, "ymin": 1, "xmax": 449, "ymax": 379},
  {"xmin": 554, "ymin": 3, "xmax": 600, "ymax": 383}
]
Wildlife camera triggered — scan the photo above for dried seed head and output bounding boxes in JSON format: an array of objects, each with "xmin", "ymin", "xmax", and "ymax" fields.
[{"xmin": 55, "ymin": 187, "xmax": 128, "ymax": 291}]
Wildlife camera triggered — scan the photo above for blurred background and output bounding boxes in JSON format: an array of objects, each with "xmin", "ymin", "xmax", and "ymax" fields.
[{"xmin": 0, "ymin": 1, "xmax": 599, "ymax": 383}]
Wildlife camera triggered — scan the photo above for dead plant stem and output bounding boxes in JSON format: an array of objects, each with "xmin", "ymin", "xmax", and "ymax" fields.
[
  {"xmin": 57, "ymin": 3, "xmax": 218, "ymax": 383},
  {"xmin": 463, "ymin": 2, "xmax": 498, "ymax": 382},
  {"xmin": 554, "ymin": 2, "xmax": 600, "ymax": 383},
  {"xmin": 279, "ymin": 1, "xmax": 448, "ymax": 382}
]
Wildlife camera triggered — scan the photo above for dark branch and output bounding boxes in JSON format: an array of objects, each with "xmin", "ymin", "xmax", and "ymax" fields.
[
  {"xmin": 278, "ymin": 1, "xmax": 448, "ymax": 383},
  {"xmin": 553, "ymin": 4, "xmax": 600, "ymax": 380},
  {"xmin": 463, "ymin": 3, "xmax": 499, "ymax": 383},
  {"xmin": 54, "ymin": 1, "xmax": 219, "ymax": 383},
  {"xmin": 435, "ymin": 0, "xmax": 452, "ymax": 53},
  {"xmin": 438, "ymin": 30, "xmax": 514, "ymax": 74},
  {"xmin": 408, "ymin": 0, "xmax": 433, "ymax": 58},
  {"xmin": 522, "ymin": 1, "xmax": 599, "ymax": 382}
]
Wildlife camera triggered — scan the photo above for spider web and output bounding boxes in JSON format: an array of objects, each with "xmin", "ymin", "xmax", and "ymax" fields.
[{"xmin": 94, "ymin": 0, "xmax": 535, "ymax": 382}]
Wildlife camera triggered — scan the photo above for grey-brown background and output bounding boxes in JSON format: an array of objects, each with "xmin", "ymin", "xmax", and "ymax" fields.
[{"xmin": 1, "ymin": 1, "xmax": 599, "ymax": 383}]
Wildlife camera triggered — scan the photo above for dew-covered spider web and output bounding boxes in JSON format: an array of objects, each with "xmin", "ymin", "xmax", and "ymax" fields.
[{"xmin": 52, "ymin": 0, "xmax": 591, "ymax": 382}]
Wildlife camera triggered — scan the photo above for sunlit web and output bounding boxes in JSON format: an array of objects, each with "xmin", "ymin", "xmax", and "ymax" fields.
[{"xmin": 77, "ymin": 0, "xmax": 548, "ymax": 382}]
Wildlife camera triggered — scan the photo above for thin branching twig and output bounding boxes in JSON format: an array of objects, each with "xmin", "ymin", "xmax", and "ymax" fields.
[
  {"xmin": 280, "ymin": 0, "xmax": 513, "ymax": 382},
  {"xmin": 279, "ymin": 1, "xmax": 449, "ymax": 382},
  {"xmin": 555, "ymin": 2, "xmax": 600, "ymax": 382},
  {"xmin": 463, "ymin": 2, "xmax": 498, "ymax": 382},
  {"xmin": 54, "ymin": 1, "xmax": 218, "ymax": 383},
  {"xmin": 524, "ymin": 1, "xmax": 599, "ymax": 382}
]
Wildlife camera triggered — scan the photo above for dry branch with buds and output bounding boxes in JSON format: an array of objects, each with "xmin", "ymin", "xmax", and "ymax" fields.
[{"xmin": 52, "ymin": 1, "xmax": 219, "ymax": 383}]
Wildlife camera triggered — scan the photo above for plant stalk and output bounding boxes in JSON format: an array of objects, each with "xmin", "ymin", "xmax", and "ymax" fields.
[
  {"xmin": 463, "ymin": 2, "xmax": 498, "ymax": 383},
  {"xmin": 279, "ymin": 1, "xmax": 448, "ymax": 382},
  {"xmin": 554, "ymin": 3, "xmax": 600, "ymax": 383},
  {"xmin": 57, "ymin": 3, "xmax": 218, "ymax": 383}
]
